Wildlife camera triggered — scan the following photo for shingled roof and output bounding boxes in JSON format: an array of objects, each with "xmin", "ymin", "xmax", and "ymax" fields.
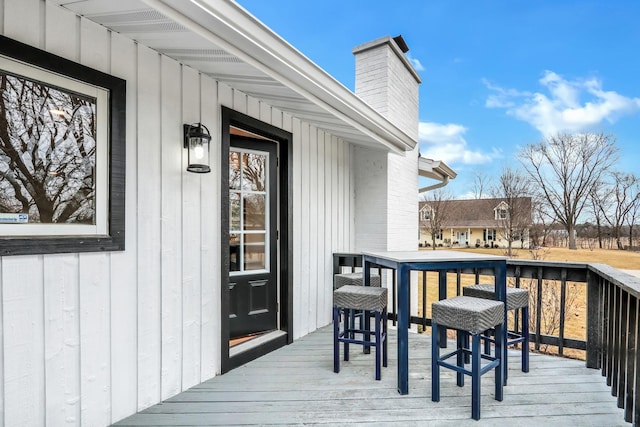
[{"xmin": 419, "ymin": 197, "xmax": 532, "ymax": 228}]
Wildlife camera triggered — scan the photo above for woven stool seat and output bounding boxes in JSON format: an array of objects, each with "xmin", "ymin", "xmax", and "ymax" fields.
[
  {"xmin": 463, "ymin": 284, "xmax": 528, "ymax": 310},
  {"xmin": 334, "ymin": 285, "xmax": 387, "ymax": 312},
  {"xmin": 432, "ymin": 296, "xmax": 504, "ymax": 334},
  {"xmin": 334, "ymin": 272, "xmax": 381, "ymax": 289}
]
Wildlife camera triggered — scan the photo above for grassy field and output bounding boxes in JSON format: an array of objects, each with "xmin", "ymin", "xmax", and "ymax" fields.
[
  {"xmin": 416, "ymin": 246, "xmax": 640, "ymax": 360},
  {"xmin": 448, "ymin": 246, "xmax": 640, "ymax": 270}
]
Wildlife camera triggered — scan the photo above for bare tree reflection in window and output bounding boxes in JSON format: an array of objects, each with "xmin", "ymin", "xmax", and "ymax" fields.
[
  {"xmin": 0, "ymin": 71, "xmax": 97, "ymax": 224},
  {"xmin": 242, "ymin": 152, "xmax": 265, "ymax": 191},
  {"xmin": 229, "ymin": 151, "xmax": 241, "ymax": 190}
]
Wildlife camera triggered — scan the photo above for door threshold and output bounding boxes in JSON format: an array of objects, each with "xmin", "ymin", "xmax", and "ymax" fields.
[{"xmin": 230, "ymin": 330, "xmax": 287, "ymax": 358}]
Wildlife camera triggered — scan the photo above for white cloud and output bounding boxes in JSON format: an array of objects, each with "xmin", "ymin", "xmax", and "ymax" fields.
[
  {"xmin": 407, "ymin": 53, "xmax": 425, "ymax": 71},
  {"xmin": 485, "ymin": 71, "xmax": 640, "ymax": 135},
  {"xmin": 418, "ymin": 122, "xmax": 500, "ymax": 164}
]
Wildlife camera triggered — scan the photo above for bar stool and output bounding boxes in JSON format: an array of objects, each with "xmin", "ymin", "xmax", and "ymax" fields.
[
  {"xmin": 334, "ymin": 271, "xmax": 381, "ymax": 289},
  {"xmin": 333, "ymin": 285, "xmax": 388, "ymax": 380},
  {"xmin": 431, "ymin": 296, "xmax": 504, "ymax": 420},
  {"xmin": 463, "ymin": 284, "xmax": 530, "ymax": 373},
  {"xmin": 334, "ymin": 271, "xmax": 381, "ymax": 344}
]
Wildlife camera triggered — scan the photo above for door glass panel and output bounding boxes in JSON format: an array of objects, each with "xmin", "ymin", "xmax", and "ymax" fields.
[
  {"xmin": 230, "ymin": 192, "xmax": 241, "ymax": 230},
  {"xmin": 244, "ymin": 233, "xmax": 265, "ymax": 271},
  {"xmin": 229, "ymin": 147, "xmax": 269, "ymax": 274},
  {"xmin": 244, "ymin": 194, "xmax": 265, "ymax": 230},
  {"xmin": 230, "ymin": 233, "xmax": 240, "ymax": 272},
  {"xmin": 242, "ymin": 152, "xmax": 266, "ymax": 191},
  {"xmin": 229, "ymin": 151, "xmax": 241, "ymax": 190}
]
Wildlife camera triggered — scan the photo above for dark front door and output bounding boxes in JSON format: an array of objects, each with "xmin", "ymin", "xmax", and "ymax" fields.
[{"xmin": 228, "ymin": 135, "xmax": 278, "ymax": 338}]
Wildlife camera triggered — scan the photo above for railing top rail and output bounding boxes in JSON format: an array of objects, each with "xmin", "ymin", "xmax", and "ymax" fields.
[
  {"xmin": 588, "ymin": 263, "xmax": 640, "ymax": 298},
  {"xmin": 506, "ymin": 259, "xmax": 590, "ymax": 269},
  {"xmin": 332, "ymin": 252, "xmax": 640, "ymax": 298}
]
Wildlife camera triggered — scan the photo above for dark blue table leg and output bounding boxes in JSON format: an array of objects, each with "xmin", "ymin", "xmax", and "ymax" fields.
[
  {"xmin": 364, "ymin": 262, "xmax": 371, "ymax": 286},
  {"xmin": 397, "ymin": 264, "xmax": 410, "ymax": 395}
]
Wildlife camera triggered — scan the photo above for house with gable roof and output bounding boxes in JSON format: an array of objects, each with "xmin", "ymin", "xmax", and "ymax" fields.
[{"xmin": 419, "ymin": 197, "xmax": 532, "ymax": 248}]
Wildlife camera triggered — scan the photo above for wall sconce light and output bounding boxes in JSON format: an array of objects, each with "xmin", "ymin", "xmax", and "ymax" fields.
[{"xmin": 183, "ymin": 123, "xmax": 211, "ymax": 173}]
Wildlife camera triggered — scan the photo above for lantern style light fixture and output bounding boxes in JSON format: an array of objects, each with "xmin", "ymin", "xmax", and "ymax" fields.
[{"xmin": 183, "ymin": 123, "xmax": 212, "ymax": 173}]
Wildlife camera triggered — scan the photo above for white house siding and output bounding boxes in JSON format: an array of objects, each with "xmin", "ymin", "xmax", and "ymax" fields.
[
  {"xmin": 353, "ymin": 147, "xmax": 388, "ymax": 252},
  {"xmin": 386, "ymin": 147, "xmax": 420, "ymax": 251},
  {"xmin": 292, "ymin": 120, "xmax": 353, "ymax": 339},
  {"xmin": 352, "ymin": 146, "xmax": 421, "ymax": 252},
  {"xmin": 0, "ymin": 0, "xmax": 355, "ymax": 425}
]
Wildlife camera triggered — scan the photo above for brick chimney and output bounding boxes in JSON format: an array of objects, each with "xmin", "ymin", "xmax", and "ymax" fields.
[
  {"xmin": 351, "ymin": 35, "xmax": 422, "ymax": 252},
  {"xmin": 353, "ymin": 35, "xmax": 421, "ymax": 140}
]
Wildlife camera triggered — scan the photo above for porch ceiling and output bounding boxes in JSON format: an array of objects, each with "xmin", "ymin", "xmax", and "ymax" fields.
[{"xmin": 51, "ymin": 0, "xmax": 417, "ymax": 153}]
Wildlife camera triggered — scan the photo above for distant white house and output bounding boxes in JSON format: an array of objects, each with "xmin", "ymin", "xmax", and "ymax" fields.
[
  {"xmin": 0, "ymin": 0, "xmax": 454, "ymax": 425},
  {"xmin": 419, "ymin": 197, "xmax": 532, "ymax": 248}
]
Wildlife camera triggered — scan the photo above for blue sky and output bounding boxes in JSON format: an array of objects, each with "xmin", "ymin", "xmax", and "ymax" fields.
[{"xmin": 236, "ymin": 0, "xmax": 640, "ymax": 198}]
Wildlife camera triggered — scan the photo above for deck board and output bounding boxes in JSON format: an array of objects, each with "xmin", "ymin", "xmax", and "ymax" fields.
[{"xmin": 113, "ymin": 325, "xmax": 628, "ymax": 426}]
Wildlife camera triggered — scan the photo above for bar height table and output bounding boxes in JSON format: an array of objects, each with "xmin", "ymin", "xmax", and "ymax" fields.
[{"xmin": 362, "ymin": 250, "xmax": 508, "ymax": 395}]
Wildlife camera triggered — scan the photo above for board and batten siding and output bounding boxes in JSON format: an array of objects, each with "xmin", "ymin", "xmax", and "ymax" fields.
[{"xmin": 0, "ymin": 0, "xmax": 355, "ymax": 425}]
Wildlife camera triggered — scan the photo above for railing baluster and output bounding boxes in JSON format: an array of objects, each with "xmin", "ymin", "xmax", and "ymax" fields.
[
  {"xmin": 586, "ymin": 270, "xmax": 603, "ymax": 369},
  {"xmin": 617, "ymin": 290, "xmax": 629, "ymax": 409},
  {"xmin": 612, "ymin": 285, "xmax": 622, "ymax": 395},
  {"xmin": 611, "ymin": 286, "xmax": 622, "ymax": 396},
  {"xmin": 606, "ymin": 281, "xmax": 616, "ymax": 387},
  {"xmin": 559, "ymin": 269, "xmax": 567, "ymax": 356},
  {"xmin": 514, "ymin": 267, "xmax": 522, "ymax": 336},
  {"xmin": 422, "ymin": 271, "xmax": 427, "ymax": 330},
  {"xmin": 603, "ymin": 281, "xmax": 610, "ymax": 381},
  {"xmin": 624, "ymin": 295, "xmax": 637, "ymax": 422},
  {"xmin": 632, "ymin": 296, "xmax": 640, "ymax": 425},
  {"xmin": 535, "ymin": 267, "xmax": 543, "ymax": 351}
]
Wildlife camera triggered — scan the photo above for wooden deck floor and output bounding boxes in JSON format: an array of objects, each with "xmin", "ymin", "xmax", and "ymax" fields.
[{"xmin": 114, "ymin": 325, "xmax": 628, "ymax": 426}]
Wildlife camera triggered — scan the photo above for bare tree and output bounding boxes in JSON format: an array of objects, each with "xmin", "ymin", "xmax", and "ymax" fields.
[
  {"xmin": 528, "ymin": 193, "xmax": 555, "ymax": 248},
  {"xmin": 490, "ymin": 166, "xmax": 532, "ymax": 256},
  {"xmin": 420, "ymin": 189, "xmax": 453, "ymax": 250},
  {"xmin": 471, "ymin": 169, "xmax": 491, "ymax": 199},
  {"xmin": 518, "ymin": 132, "xmax": 618, "ymax": 250},
  {"xmin": 623, "ymin": 175, "xmax": 640, "ymax": 249},
  {"xmin": 587, "ymin": 179, "xmax": 611, "ymax": 249},
  {"xmin": 0, "ymin": 71, "xmax": 97, "ymax": 224},
  {"xmin": 592, "ymin": 172, "xmax": 640, "ymax": 249}
]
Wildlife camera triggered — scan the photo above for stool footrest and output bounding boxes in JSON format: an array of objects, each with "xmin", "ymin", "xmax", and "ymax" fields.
[
  {"xmin": 338, "ymin": 328, "xmax": 382, "ymax": 345},
  {"xmin": 480, "ymin": 331, "xmax": 526, "ymax": 345},
  {"xmin": 438, "ymin": 358, "xmax": 501, "ymax": 378},
  {"xmin": 333, "ymin": 304, "xmax": 388, "ymax": 380},
  {"xmin": 437, "ymin": 347, "xmax": 500, "ymax": 376}
]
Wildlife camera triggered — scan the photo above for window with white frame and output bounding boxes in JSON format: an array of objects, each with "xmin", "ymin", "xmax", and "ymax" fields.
[
  {"xmin": 420, "ymin": 207, "xmax": 432, "ymax": 221},
  {"xmin": 495, "ymin": 207, "xmax": 508, "ymax": 220},
  {"xmin": 484, "ymin": 229, "xmax": 496, "ymax": 241}
]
